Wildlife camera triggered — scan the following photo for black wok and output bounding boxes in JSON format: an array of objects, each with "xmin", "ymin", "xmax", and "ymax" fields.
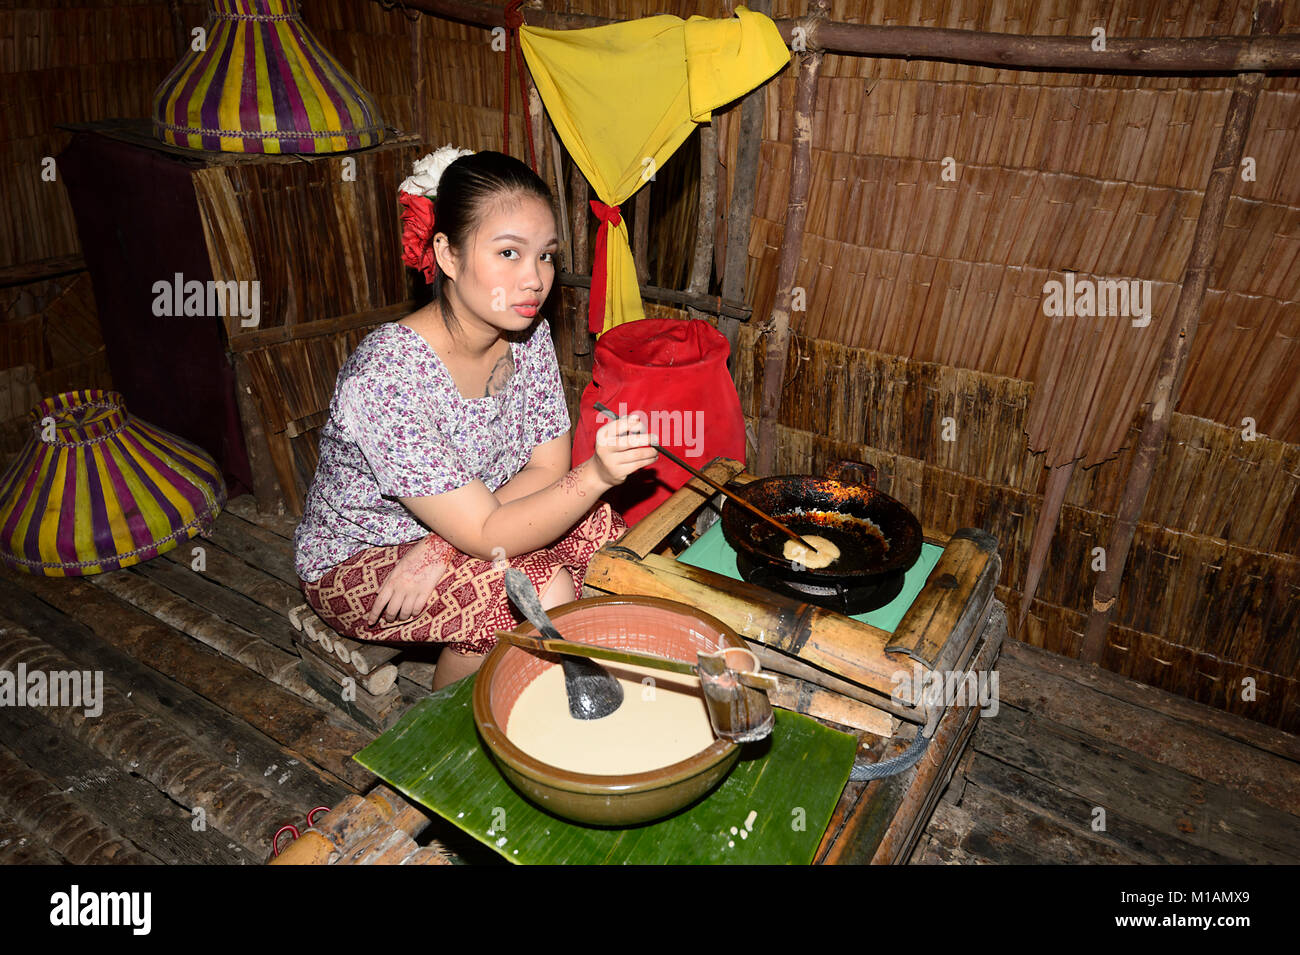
[{"xmin": 720, "ymin": 461, "xmax": 923, "ymax": 582}]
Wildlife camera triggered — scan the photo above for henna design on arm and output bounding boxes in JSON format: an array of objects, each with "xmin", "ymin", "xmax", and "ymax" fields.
[
  {"xmin": 405, "ymin": 534, "xmax": 454, "ymax": 575},
  {"xmin": 554, "ymin": 465, "xmax": 588, "ymax": 498}
]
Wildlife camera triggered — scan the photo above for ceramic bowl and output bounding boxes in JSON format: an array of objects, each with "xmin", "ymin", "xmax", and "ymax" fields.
[{"xmin": 472, "ymin": 595, "xmax": 746, "ymax": 826}]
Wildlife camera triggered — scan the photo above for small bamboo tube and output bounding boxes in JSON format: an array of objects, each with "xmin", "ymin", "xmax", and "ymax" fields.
[{"xmin": 767, "ymin": 676, "xmax": 895, "ymax": 737}]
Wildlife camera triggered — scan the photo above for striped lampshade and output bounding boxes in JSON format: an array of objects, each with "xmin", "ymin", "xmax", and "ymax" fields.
[
  {"xmin": 152, "ymin": 0, "xmax": 385, "ymax": 154},
  {"xmin": 0, "ymin": 391, "xmax": 227, "ymax": 577}
]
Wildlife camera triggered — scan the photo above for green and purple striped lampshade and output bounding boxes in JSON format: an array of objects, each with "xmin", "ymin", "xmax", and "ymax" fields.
[
  {"xmin": 152, "ymin": 0, "xmax": 385, "ymax": 154},
  {"xmin": 0, "ymin": 391, "xmax": 227, "ymax": 576}
]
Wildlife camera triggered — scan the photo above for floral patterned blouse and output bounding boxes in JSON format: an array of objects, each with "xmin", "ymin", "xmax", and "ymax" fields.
[{"xmin": 293, "ymin": 319, "xmax": 571, "ymax": 582}]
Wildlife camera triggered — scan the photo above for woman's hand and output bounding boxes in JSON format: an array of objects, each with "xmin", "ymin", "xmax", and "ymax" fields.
[
  {"xmin": 367, "ymin": 535, "xmax": 454, "ymax": 627},
  {"xmin": 591, "ymin": 413, "xmax": 658, "ymax": 488}
]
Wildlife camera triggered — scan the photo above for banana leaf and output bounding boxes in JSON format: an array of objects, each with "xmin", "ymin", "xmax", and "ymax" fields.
[{"xmin": 355, "ymin": 676, "xmax": 858, "ymax": 864}]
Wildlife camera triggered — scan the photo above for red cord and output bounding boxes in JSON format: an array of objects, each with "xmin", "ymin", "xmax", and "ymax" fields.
[
  {"xmin": 271, "ymin": 824, "xmax": 300, "ymax": 858},
  {"xmin": 306, "ymin": 806, "xmax": 331, "ymax": 828},
  {"xmin": 503, "ymin": 0, "xmax": 538, "ymax": 172}
]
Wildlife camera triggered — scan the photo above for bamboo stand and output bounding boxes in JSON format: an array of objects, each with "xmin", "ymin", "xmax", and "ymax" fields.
[{"xmin": 582, "ymin": 456, "xmax": 1006, "ymax": 864}]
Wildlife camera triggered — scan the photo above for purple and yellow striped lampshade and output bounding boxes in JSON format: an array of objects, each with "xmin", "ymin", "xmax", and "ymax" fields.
[
  {"xmin": 0, "ymin": 391, "xmax": 227, "ymax": 576},
  {"xmin": 152, "ymin": 0, "xmax": 385, "ymax": 154}
]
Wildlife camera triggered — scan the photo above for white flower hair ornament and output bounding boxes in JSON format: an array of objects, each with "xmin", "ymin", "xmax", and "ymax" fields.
[
  {"xmin": 399, "ymin": 144, "xmax": 475, "ymax": 198},
  {"xmin": 399, "ymin": 145, "xmax": 474, "ymax": 283}
]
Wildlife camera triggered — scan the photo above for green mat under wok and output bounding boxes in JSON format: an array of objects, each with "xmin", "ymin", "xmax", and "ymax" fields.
[
  {"xmin": 678, "ymin": 521, "xmax": 944, "ymax": 634},
  {"xmin": 354, "ymin": 675, "xmax": 858, "ymax": 865}
]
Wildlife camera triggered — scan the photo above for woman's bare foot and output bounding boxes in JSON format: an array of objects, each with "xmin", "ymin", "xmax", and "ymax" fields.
[
  {"xmin": 540, "ymin": 568, "xmax": 576, "ymax": 609},
  {"xmin": 432, "ymin": 647, "xmax": 485, "ymax": 689}
]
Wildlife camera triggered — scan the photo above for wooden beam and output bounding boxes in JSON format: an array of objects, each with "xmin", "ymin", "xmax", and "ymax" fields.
[
  {"xmin": 548, "ymin": 128, "xmax": 570, "ymax": 269},
  {"xmin": 411, "ymin": 13, "xmax": 426, "ymax": 141},
  {"xmin": 230, "ymin": 302, "xmax": 412, "ymax": 351},
  {"xmin": 384, "ymin": 0, "xmax": 1300, "ymax": 74},
  {"xmin": 1081, "ymin": 2, "xmax": 1280, "ymax": 663},
  {"xmin": 799, "ymin": 17, "xmax": 1300, "ymax": 72},
  {"xmin": 0, "ymin": 254, "xmax": 86, "ymax": 289}
]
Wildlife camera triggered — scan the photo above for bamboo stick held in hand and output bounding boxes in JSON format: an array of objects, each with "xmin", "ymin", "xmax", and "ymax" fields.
[{"xmin": 592, "ymin": 401, "xmax": 821, "ymax": 553}]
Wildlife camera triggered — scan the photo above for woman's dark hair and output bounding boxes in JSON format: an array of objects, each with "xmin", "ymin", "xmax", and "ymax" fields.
[{"xmin": 427, "ymin": 150, "xmax": 552, "ymax": 328}]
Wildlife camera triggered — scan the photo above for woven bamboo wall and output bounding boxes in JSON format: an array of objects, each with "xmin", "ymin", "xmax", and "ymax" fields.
[
  {"xmin": 0, "ymin": 0, "xmax": 188, "ymax": 443},
  {"xmin": 0, "ymin": 0, "xmax": 197, "ymax": 269},
  {"xmin": 192, "ymin": 143, "xmax": 421, "ymax": 342},
  {"xmin": 732, "ymin": 1, "xmax": 1300, "ymax": 452},
  {"xmin": 0, "ymin": 274, "xmax": 109, "ymax": 462},
  {"xmin": 312, "ymin": 0, "xmax": 532, "ymax": 153}
]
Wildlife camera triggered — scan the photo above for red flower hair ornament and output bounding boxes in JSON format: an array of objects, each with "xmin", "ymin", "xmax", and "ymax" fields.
[{"xmin": 398, "ymin": 145, "xmax": 474, "ymax": 285}]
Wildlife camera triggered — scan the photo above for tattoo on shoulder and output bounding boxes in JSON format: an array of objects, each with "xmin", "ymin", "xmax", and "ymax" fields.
[{"xmin": 485, "ymin": 350, "xmax": 515, "ymax": 397}]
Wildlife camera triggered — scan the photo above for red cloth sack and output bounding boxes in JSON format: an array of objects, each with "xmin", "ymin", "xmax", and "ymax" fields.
[{"xmin": 572, "ymin": 318, "xmax": 746, "ymax": 526}]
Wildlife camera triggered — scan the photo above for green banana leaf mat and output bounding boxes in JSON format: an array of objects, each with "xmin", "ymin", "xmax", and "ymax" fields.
[{"xmin": 355, "ymin": 675, "xmax": 858, "ymax": 864}]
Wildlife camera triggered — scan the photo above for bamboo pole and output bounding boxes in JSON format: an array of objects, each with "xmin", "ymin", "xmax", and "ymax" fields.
[
  {"xmin": 686, "ymin": 124, "xmax": 718, "ymax": 327},
  {"xmin": 167, "ymin": 0, "xmax": 187, "ymax": 61},
  {"xmin": 717, "ymin": 0, "xmax": 774, "ymax": 354},
  {"xmin": 549, "ymin": 129, "xmax": 570, "ymax": 269},
  {"xmin": 757, "ymin": 1, "xmax": 825, "ymax": 477},
  {"xmin": 568, "ymin": 161, "xmax": 592, "ymax": 356},
  {"xmin": 633, "ymin": 187, "xmax": 651, "ymax": 286},
  {"xmin": 526, "ymin": 74, "xmax": 544, "ymax": 176},
  {"xmin": 1017, "ymin": 459, "xmax": 1075, "ymax": 634},
  {"xmin": 411, "ymin": 14, "xmax": 426, "ymax": 142},
  {"xmin": 384, "ymin": 0, "xmax": 1300, "ymax": 73},
  {"xmin": 1081, "ymin": 2, "xmax": 1280, "ymax": 664},
  {"xmin": 801, "ymin": 18, "xmax": 1299, "ymax": 72},
  {"xmin": 232, "ymin": 351, "xmax": 283, "ymax": 512}
]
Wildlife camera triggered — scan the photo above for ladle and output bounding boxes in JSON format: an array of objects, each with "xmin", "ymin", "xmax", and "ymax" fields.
[
  {"xmin": 493, "ymin": 631, "xmax": 778, "ymax": 743},
  {"xmin": 503, "ymin": 569, "xmax": 623, "ymax": 720}
]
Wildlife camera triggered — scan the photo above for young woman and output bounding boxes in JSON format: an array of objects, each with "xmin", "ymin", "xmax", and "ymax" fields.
[{"xmin": 294, "ymin": 150, "xmax": 655, "ymax": 689}]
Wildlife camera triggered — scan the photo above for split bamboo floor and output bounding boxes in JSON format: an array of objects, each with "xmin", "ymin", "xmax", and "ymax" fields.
[{"xmin": 0, "ymin": 495, "xmax": 1294, "ymax": 865}]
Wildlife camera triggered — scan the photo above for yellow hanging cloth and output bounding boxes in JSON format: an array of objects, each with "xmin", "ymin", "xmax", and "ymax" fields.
[{"xmin": 520, "ymin": 7, "xmax": 788, "ymax": 336}]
